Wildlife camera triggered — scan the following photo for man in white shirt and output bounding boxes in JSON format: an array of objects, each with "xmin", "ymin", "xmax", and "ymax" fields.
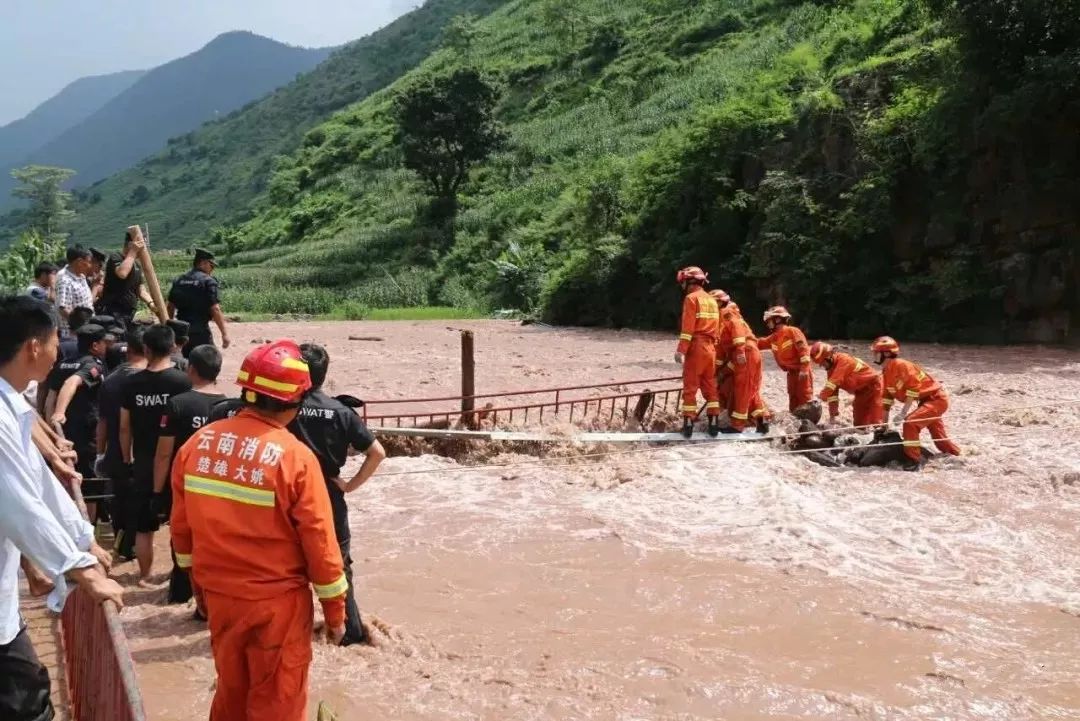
[
  {"xmin": 54, "ymin": 247, "xmax": 94, "ymax": 339},
  {"xmin": 0, "ymin": 294, "xmax": 123, "ymax": 721}
]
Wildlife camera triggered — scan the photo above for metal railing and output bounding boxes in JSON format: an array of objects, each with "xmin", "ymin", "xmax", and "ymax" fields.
[
  {"xmin": 56, "ymin": 446, "xmax": 147, "ymax": 721},
  {"xmin": 363, "ymin": 376, "xmax": 684, "ymax": 428}
]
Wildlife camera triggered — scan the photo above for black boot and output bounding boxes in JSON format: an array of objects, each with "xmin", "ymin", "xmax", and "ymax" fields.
[
  {"xmin": 718, "ymin": 425, "xmax": 741, "ymax": 435},
  {"xmin": 902, "ymin": 458, "xmax": 921, "ymax": 472},
  {"xmin": 707, "ymin": 417, "xmax": 720, "ymax": 438},
  {"xmin": 681, "ymin": 419, "xmax": 694, "ymax": 439},
  {"xmin": 756, "ymin": 418, "xmax": 770, "ymax": 434}
]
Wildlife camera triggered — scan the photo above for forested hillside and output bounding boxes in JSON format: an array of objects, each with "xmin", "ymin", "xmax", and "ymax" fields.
[
  {"xmin": 204, "ymin": 0, "xmax": 1076, "ymax": 344},
  {"xmin": 0, "ymin": 32, "xmax": 333, "ymax": 213},
  {"xmin": 0, "ymin": 69, "xmax": 145, "ymax": 178},
  {"xmin": 64, "ymin": 0, "xmax": 512, "ymax": 249}
]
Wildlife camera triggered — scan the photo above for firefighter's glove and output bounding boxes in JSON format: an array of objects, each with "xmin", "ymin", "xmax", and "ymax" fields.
[{"xmin": 734, "ymin": 351, "xmax": 747, "ymax": 366}]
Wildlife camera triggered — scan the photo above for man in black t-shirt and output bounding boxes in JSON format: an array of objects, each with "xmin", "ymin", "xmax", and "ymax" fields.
[
  {"xmin": 167, "ymin": 319, "xmax": 190, "ymax": 371},
  {"xmin": 167, "ymin": 248, "xmax": 230, "ymax": 357},
  {"xmin": 97, "ymin": 326, "xmax": 148, "ymax": 559},
  {"xmin": 153, "ymin": 344, "xmax": 226, "ymax": 606},
  {"xmin": 99, "ymin": 229, "xmax": 152, "ymax": 327},
  {"xmin": 119, "ymin": 324, "xmax": 192, "ymax": 582},
  {"xmin": 288, "ymin": 343, "xmax": 386, "ymax": 646},
  {"xmin": 47, "ymin": 324, "xmax": 110, "ymax": 478}
]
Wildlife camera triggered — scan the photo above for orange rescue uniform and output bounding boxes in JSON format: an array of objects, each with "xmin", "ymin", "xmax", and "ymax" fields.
[
  {"xmin": 819, "ymin": 352, "xmax": 883, "ymax": 427},
  {"xmin": 881, "ymin": 359, "xmax": 961, "ymax": 462},
  {"xmin": 719, "ymin": 310, "xmax": 769, "ymax": 430},
  {"xmin": 677, "ymin": 288, "xmax": 720, "ymax": 419},
  {"xmin": 760, "ymin": 325, "xmax": 813, "ymax": 411},
  {"xmin": 713, "ymin": 303, "xmax": 742, "ymax": 414},
  {"xmin": 170, "ymin": 409, "xmax": 347, "ymax": 721}
]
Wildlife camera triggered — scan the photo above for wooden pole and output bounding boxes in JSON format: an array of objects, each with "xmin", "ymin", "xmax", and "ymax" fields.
[
  {"xmin": 129, "ymin": 225, "xmax": 168, "ymax": 323},
  {"xmin": 461, "ymin": 330, "xmax": 476, "ymax": 429}
]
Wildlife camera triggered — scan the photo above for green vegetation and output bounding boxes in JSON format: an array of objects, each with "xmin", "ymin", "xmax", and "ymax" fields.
[
  {"xmin": 12, "ymin": 0, "xmax": 1074, "ymax": 342},
  {"xmin": 9, "ymin": 165, "xmax": 76, "ymax": 245},
  {"xmin": 59, "ymin": 0, "xmax": 511, "ymax": 251}
]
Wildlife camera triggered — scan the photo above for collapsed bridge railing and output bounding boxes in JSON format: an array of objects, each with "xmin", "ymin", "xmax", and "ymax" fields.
[{"xmin": 362, "ymin": 376, "xmax": 684, "ymax": 429}]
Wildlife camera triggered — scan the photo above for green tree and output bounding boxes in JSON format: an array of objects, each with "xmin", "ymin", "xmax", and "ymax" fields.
[
  {"xmin": 0, "ymin": 229, "xmax": 65, "ymax": 293},
  {"xmin": 540, "ymin": 0, "xmax": 585, "ymax": 45},
  {"xmin": 393, "ymin": 68, "xmax": 505, "ymax": 211},
  {"xmin": 443, "ymin": 13, "xmax": 485, "ymax": 58},
  {"xmin": 10, "ymin": 165, "xmax": 77, "ymax": 244}
]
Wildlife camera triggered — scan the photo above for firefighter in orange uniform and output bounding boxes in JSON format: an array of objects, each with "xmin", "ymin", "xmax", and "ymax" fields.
[
  {"xmin": 871, "ymin": 336, "xmax": 961, "ymax": 471},
  {"xmin": 709, "ymin": 290, "xmax": 736, "ymax": 415},
  {"xmin": 170, "ymin": 340, "xmax": 347, "ymax": 721},
  {"xmin": 808, "ymin": 342, "xmax": 883, "ymax": 427},
  {"xmin": 675, "ymin": 267, "xmax": 721, "ymax": 438},
  {"xmin": 718, "ymin": 303, "xmax": 770, "ymax": 434},
  {"xmin": 760, "ymin": 306, "xmax": 813, "ymax": 412}
]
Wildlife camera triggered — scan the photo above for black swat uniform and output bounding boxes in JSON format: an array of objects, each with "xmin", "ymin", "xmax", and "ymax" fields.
[
  {"xmin": 212, "ymin": 392, "xmax": 376, "ymax": 643},
  {"xmin": 98, "ymin": 359, "xmax": 143, "ymax": 558},
  {"xmin": 167, "ymin": 319, "xmax": 191, "ymax": 372},
  {"xmin": 288, "ymin": 390, "xmax": 377, "ymax": 646},
  {"xmin": 120, "ymin": 367, "xmax": 191, "ymax": 537},
  {"xmin": 159, "ymin": 388, "xmax": 227, "ymax": 603},
  {"xmin": 100, "ymin": 252, "xmax": 142, "ymax": 328},
  {"xmin": 46, "ymin": 325, "xmax": 108, "ymax": 478},
  {"xmin": 167, "ymin": 249, "xmax": 219, "ymax": 358}
]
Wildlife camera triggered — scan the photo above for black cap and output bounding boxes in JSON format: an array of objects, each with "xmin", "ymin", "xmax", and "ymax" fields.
[
  {"xmin": 90, "ymin": 314, "xmax": 116, "ymax": 328},
  {"xmin": 107, "ymin": 325, "xmax": 126, "ymax": 338},
  {"xmin": 167, "ymin": 319, "xmax": 190, "ymax": 340},
  {"xmin": 193, "ymin": 248, "xmax": 216, "ymax": 265},
  {"xmin": 76, "ymin": 324, "xmax": 111, "ymax": 344},
  {"xmin": 89, "ymin": 247, "xmax": 106, "ymax": 262}
]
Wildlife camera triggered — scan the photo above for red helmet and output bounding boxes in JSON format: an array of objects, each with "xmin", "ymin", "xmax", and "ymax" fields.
[
  {"xmin": 709, "ymin": 289, "xmax": 730, "ymax": 305},
  {"xmin": 870, "ymin": 336, "xmax": 900, "ymax": 355},
  {"xmin": 237, "ymin": 339, "xmax": 312, "ymax": 404},
  {"xmin": 676, "ymin": 266, "xmax": 708, "ymax": 285},
  {"xmin": 809, "ymin": 341, "xmax": 833, "ymax": 365},
  {"xmin": 763, "ymin": 305, "xmax": 792, "ymax": 323}
]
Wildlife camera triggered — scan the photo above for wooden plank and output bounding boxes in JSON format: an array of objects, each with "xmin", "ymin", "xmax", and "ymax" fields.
[{"xmin": 371, "ymin": 427, "xmax": 768, "ymax": 443}]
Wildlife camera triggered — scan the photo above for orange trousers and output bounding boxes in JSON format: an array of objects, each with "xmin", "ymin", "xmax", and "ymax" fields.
[
  {"xmin": 205, "ymin": 587, "xmax": 314, "ymax": 721},
  {"xmin": 682, "ymin": 341, "xmax": 720, "ymax": 418},
  {"xmin": 902, "ymin": 393, "xmax": 961, "ymax": 462},
  {"xmin": 785, "ymin": 369, "xmax": 813, "ymax": 412},
  {"xmin": 730, "ymin": 345, "xmax": 768, "ymax": 430},
  {"xmin": 850, "ymin": 377, "xmax": 884, "ymax": 427}
]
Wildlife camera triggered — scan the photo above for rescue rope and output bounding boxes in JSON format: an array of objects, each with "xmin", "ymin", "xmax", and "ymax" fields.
[{"xmin": 372, "ymin": 398, "xmax": 1080, "ymax": 478}]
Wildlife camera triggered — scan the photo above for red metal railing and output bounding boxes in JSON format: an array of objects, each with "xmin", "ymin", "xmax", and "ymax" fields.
[
  {"xmin": 363, "ymin": 376, "xmax": 683, "ymax": 428},
  {"xmin": 57, "ymin": 450, "xmax": 147, "ymax": 720},
  {"xmin": 61, "ymin": 589, "xmax": 146, "ymax": 721}
]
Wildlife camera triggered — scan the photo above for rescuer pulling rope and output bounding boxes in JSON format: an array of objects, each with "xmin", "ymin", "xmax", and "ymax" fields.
[
  {"xmin": 674, "ymin": 267, "xmax": 721, "ymax": 438},
  {"xmin": 871, "ymin": 336, "xmax": 961, "ymax": 471}
]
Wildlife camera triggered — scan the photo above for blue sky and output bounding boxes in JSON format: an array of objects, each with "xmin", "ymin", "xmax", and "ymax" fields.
[{"xmin": 0, "ymin": 0, "xmax": 421, "ymax": 125}]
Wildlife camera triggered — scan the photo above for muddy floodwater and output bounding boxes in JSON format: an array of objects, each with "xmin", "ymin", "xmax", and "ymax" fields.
[{"xmin": 116, "ymin": 321, "xmax": 1080, "ymax": 720}]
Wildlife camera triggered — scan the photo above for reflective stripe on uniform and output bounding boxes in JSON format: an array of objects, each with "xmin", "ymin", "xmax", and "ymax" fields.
[
  {"xmin": 184, "ymin": 474, "xmax": 275, "ymax": 508},
  {"xmin": 882, "ymin": 398, "xmax": 895, "ymax": 406},
  {"xmin": 313, "ymin": 573, "xmax": 348, "ymax": 599},
  {"xmin": 705, "ymin": 401, "xmax": 720, "ymax": 409},
  {"xmin": 905, "ymin": 390, "xmax": 919, "ymax": 399},
  {"xmin": 731, "ymin": 411, "xmax": 748, "ymax": 420},
  {"xmin": 681, "ymin": 404, "xmax": 697, "ymax": 412},
  {"xmin": 902, "ymin": 441, "xmax": 922, "ymax": 447},
  {"xmin": 854, "ymin": 360, "xmax": 866, "ymax": 371},
  {"xmin": 679, "ymin": 334, "xmax": 693, "ymax": 341},
  {"xmin": 781, "ymin": 340, "xmax": 793, "ymax": 350},
  {"xmin": 916, "ymin": 371, "xmax": 927, "ymax": 381},
  {"xmin": 799, "ymin": 356, "xmax": 811, "ymax": 364},
  {"xmin": 733, "ymin": 338, "xmax": 746, "ymax": 345},
  {"xmin": 175, "ymin": 553, "xmax": 193, "ymax": 569},
  {"xmin": 825, "ymin": 381, "xmax": 837, "ymax": 390},
  {"xmin": 695, "ymin": 312, "xmax": 719, "ymax": 319}
]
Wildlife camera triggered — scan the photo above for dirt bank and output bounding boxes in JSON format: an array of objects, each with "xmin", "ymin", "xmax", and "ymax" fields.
[{"xmin": 116, "ymin": 321, "xmax": 1080, "ymax": 720}]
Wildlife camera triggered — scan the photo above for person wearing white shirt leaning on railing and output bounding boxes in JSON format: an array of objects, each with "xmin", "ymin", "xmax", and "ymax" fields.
[{"xmin": 0, "ymin": 294, "xmax": 123, "ymax": 721}]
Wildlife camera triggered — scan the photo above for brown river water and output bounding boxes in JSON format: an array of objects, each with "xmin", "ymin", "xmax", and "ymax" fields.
[{"xmin": 111, "ymin": 322, "xmax": 1080, "ymax": 720}]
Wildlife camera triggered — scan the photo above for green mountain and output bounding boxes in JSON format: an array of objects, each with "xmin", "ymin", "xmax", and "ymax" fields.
[
  {"xmin": 211, "ymin": 0, "xmax": 1077, "ymax": 344},
  {"xmin": 0, "ymin": 32, "xmax": 333, "ymax": 213},
  {"xmin": 0, "ymin": 70, "xmax": 146, "ymax": 177},
  {"xmin": 63, "ymin": 0, "xmax": 512, "ymax": 250}
]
